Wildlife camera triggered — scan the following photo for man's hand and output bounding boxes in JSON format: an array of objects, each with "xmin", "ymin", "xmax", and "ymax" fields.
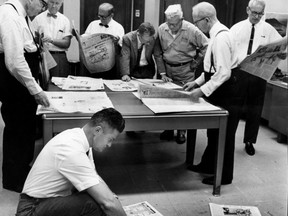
[
  {"xmin": 34, "ymin": 91, "xmax": 50, "ymax": 107},
  {"xmin": 161, "ymin": 74, "xmax": 172, "ymax": 82},
  {"xmin": 183, "ymin": 81, "xmax": 197, "ymax": 91},
  {"xmin": 188, "ymin": 88, "xmax": 204, "ymax": 102},
  {"xmin": 121, "ymin": 75, "xmax": 131, "ymax": 82},
  {"xmin": 42, "ymin": 36, "xmax": 53, "ymax": 44}
]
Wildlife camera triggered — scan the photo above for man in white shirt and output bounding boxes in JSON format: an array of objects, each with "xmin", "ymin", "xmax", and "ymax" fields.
[
  {"xmin": 33, "ymin": 0, "xmax": 72, "ymax": 78},
  {"xmin": 230, "ymin": 0, "xmax": 282, "ymax": 156},
  {"xmin": 183, "ymin": 2, "xmax": 245, "ymax": 185},
  {"xmin": 0, "ymin": 0, "xmax": 49, "ymax": 193},
  {"xmin": 83, "ymin": 3, "xmax": 125, "ymax": 79},
  {"xmin": 16, "ymin": 108, "xmax": 126, "ymax": 216}
]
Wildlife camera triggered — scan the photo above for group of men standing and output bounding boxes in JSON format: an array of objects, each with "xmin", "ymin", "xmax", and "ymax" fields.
[{"xmin": 0, "ymin": 0, "xmax": 285, "ymax": 215}]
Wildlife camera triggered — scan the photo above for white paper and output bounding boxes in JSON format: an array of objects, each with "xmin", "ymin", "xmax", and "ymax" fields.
[
  {"xmin": 135, "ymin": 78, "xmax": 182, "ymax": 89},
  {"xmin": 124, "ymin": 201, "xmax": 163, "ymax": 216},
  {"xmin": 51, "ymin": 77, "xmax": 67, "ymax": 88},
  {"xmin": 141, "ymin": 97, "xmax": 221, "ymax": 113},
  {"xmin": 209, "ymin": 203, "xmax": 262, "ymax": 216},
  {"xmin": 62, "ymin": 75, "xmax": 104, "ymax": 91},
  {"xmin": 103, "ymin": 79, "xmax": 140, "ymax": 91},
  {"xmin": 36, "ymin": 91, "xmax": 114, "ymax": 114}
]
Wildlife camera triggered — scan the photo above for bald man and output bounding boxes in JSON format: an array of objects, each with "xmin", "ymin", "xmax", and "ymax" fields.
[
  {"xmin": 183, "ymin": 2, "xmax": 245, "ymax": 185},
  {"xmin": 84, "ymin": 3, "xmax": 125, "ymax": 79}
]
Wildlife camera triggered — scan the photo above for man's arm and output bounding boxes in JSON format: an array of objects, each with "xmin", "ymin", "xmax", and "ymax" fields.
[
  {"xmin": 119, "ymin": 35, "xmax": 131, "ymax": 80},
  {"xmin": 42, "ymin": 35, "xmax": 72, "ymax": 49},
  {"xmin": 86, "ymin": 181, "xmax": 126, "ymax": 216}
]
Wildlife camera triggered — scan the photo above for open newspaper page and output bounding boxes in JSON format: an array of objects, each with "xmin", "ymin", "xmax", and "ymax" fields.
[
  {"xmin": 137, "ymin": 85, "xmax": 221, "ymax": 114},
  {"xmin": 209, "ymin": 203, "xmax": 262, "ymax": 216},
  {"xmin": 36, "ymin": 91, "xmax": 114, "ymax": 114},
  {"xmin": 239, "ymin": 36, "xmax": 287, "ymax": 81},
  {"xmin": 74, "ymin": 28, "xmax": 115, "ymax": 73},
  {"xmin": 62, "ymin": 75, "xmax": 104, "ymax": 91},
  {"xmin": 124, "ymin": 201, "xmax": 163, "ymax": 216}
]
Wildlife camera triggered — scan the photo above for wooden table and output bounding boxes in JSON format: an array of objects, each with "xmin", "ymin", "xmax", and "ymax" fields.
[{"xmin": 42, "ymin": 91, "xmax": 228, "ymax": 196}]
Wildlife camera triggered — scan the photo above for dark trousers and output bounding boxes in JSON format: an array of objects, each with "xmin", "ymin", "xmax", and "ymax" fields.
[
  {"xmin": 0, "ymin": 53, "xmax": 39, "ymax": 190},
  {"xmin": 200, "ymin": 68, "xmax": 246, "ymax": 181},
  {"xmin": 50, "ymin": 52, "xmax": 71, "ymax": 78},
  {"xmin": 131, "ymin": 64, "xmax": 155, "ymax": 79},
  {"xmin": 242, "ymin": 74, "xmax": 266, "ymax": 144},
  {"xmin": 16, "ymin": 192, "xmax": 105, "ymax": 216}
]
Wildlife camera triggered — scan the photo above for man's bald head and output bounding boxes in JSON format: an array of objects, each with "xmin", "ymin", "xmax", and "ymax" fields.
[{"xmin": 192, "ymin": 2, "xmax": 217, "ymax": 21}]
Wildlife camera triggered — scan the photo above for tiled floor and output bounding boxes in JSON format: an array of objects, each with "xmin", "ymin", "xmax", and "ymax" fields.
[{"xmin": 0, "ymin": 107, "xmax": 287, "ymax": 216}]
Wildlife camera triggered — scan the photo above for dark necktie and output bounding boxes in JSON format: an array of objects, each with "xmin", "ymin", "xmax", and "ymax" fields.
[
  {"xmin": 99, "ymin": 23, "xmax": 109, "ymax": 28},
  {"xmin": 247, "ymin": 24, "xmax": 255, "ymax": 55},
  {"xmin": 47, "ymin": 13, "xmax": 57, "ymax": 19},
  {"xmin": 137, "ymin": 44, "xmax": 144, "ymax": 66}
]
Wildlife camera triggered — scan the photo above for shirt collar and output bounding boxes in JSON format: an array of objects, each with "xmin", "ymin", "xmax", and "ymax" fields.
[
  {"xmin": 80, "ymin": 128, "xmax": 90, "ymax": 153},
  {"xmin": 209, "ymin": 21, "xmax": 228, "ymax": 39}
]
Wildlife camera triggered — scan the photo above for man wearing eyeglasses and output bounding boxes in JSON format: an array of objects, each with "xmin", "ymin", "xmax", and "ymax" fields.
[
  {"xmin": 154, "ymin": 4, "xmax": 208, "ymax": 144},
  {"xmin": 0, "ymin": 0, "xmax": 50, "ymax": 193},
  {"xmin": 230, "ymin": 0, "xmax": 282, "ymax": 156},
  {"xmin": 83, "ymin": 3, "xmax": 125, "ymax": 79},
  {"xmin": 32, "ymin": 0, "xmax": 72, "ymax": 78}
]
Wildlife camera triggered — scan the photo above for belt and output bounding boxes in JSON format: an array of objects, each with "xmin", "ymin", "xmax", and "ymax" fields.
[
  {"xmin": 165, "ymin": 61, "xmax": 191, "ymax": 67},
  {"xmin": 49, "ymin": 51, "xmax": 65, "ymax": 54}
]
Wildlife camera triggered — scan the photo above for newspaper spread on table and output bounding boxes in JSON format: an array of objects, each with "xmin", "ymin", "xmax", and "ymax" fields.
[
  {"xmin": 124, "ymin": 201, "xmax": 163, "ymax": 216},
  {"xmin": 209, "ymin": 203, "xmax": 262, "ymax": 216},
  {"xmin": 62, "ymin": 75, "xmax": 104, "ymax": 91},
  {"xmin": 239, "ymin": 36, "xmax": 287, "ymax": 81},
  {"xmin": 36, "ymin": 91, "xmax": 114, "ymax": 114},
  {"xmin": 137, "ymin": 85, "xmax": 221, "ymax": 114},
  {"xmin": 74, "ymin": 28, "xmax": 115, "ymax": 73}
]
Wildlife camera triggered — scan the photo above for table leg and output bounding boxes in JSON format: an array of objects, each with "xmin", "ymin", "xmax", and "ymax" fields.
[
  {"xmin": 43, "ymin": 119, "xmax": 53, "ymax": 145},
  {"xmin": 213, "ymin": 116, "xmax": 227, "ymax": 196},
  {"xmin": 186, "ymin": 129, "xmax": 197, "ymax": 165}
]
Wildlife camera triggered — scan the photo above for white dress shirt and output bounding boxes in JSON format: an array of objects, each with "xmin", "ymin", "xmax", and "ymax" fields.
[
  {"xmin": 195, "ymin": 21, "xmax": 238, "ymax": 97},
  {"xmin": 0, "ymin": 0, "xmax": 42, "ymax": 95},
  {"xmin": 84, "ymin": 18, "xmax": 125, "ymax": 46},
  {"xmin": 23, "ymin": 128, "xmax": 101, "ymax": 198},
  {"xmin": 32, "ymin": 10, "xmax": 72, "ymax": 52},
  {"xmin": 230, "ymin": 18, "xmax": 282, "ymax": 63}
]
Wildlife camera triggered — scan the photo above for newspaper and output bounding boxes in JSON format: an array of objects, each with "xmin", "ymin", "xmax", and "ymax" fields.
[
  {"xmin": 134, "ymin": 78, "xmax": 182, "ymax": 89},
  {"xmin": 74, "ymin": 28, "xmax": 116, "ymax": 73},
  {"xmin": 62, "ymin": 75, "xmax": 104, "ymax": 91},
  {"xmin": 124, "ymin": 201, "xmax": 163, "ymax": 216},
  {"xmin": 209, "ymin": 203, "xmax": 262, "ymax": 216},
  {"xmin": 103, "ymin": 79, "xmax": 140, "ymax": 91},
  {"xmin": 36, "ymin": 91, "xmax": 114, "ymax": 114},
  {"xmin": 239, "ymin": 36, "xmax": 287, "ymax": 81},
  {"xmin": 137, "ymin": 85, "xmax": 221, "ymax": 114}
]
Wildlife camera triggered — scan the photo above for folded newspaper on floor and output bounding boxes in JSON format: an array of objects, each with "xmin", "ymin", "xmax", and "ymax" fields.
[
  {"xmin": 209, "ymin": 203, "xmax": 262, "ymax": 216},
  {"xmin": 36, "ymin": 91, "xmax": 114, "ymax": 114},
  {"xmin": 124, "ymin": 201, "xmax": 163, "ymax": 216},
  {"xmin": 138, "ymin": 85, "xmax": 221, "ymax": 114}
]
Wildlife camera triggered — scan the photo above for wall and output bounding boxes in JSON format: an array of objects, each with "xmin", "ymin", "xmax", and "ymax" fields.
[{"xmin": 144, "ymin": 0, "xmax": 160, "ymax": 28}]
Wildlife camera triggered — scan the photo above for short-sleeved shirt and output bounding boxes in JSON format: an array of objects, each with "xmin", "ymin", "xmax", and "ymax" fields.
[
  {"xmin": 32, "ymin": 10, "xmax": 72, "ymax": 52},
  {"xmin": 84, "ymin": 18, "xmax": 125, "ymax": 46},
  {"xmin": 23, "ymin": 128, "xmax": 101, "ymax": 198}
]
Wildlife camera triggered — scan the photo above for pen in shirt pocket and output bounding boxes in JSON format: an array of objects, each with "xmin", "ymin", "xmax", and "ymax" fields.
[{"xmin": 58, "ymin": 30, "xmax": 63, "ymax": 33}]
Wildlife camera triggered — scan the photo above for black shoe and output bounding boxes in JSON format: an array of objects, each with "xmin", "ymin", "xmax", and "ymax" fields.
[
  {"xmin": 202, "ymin": 176, "xmax": 232, "ymax": 185},
  {"xmin": 176, "ymin": 130, "xmax": 186, "ymax": 144},
  {"xmin": 160, "ymin": 130, "xmax": 174, "ymax": 141},
  {"xmin": 187, "ymin": 164, "xmax": 213, "ymax": 174},
  {"xmin": 3, "ymin": 184, "xmax": 23, "ymax": 193},
  {"xmin": 245, "ymin": 142, "xmax": 255, "ymax": 156}
]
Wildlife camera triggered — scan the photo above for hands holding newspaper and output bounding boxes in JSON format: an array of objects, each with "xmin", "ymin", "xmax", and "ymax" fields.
[{"xmin": 183, "ymin": 81, "xmax": 203, "ymax": 102}]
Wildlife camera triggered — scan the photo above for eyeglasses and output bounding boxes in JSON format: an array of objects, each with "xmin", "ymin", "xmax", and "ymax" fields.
[
  {"xmin": 166, "ymin": 19, "xmax": 182, "ymax": 28},
  {"xmin": 193, "ymin": 17, "xmax": 206, "ymax": 25},
  {"xmin": 248, "ymin": 7, "xmax": 264, "ymax": 17},
  {"xmin": 98, "ymin": 14, "xmax": 111, "ymax": 20}
]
